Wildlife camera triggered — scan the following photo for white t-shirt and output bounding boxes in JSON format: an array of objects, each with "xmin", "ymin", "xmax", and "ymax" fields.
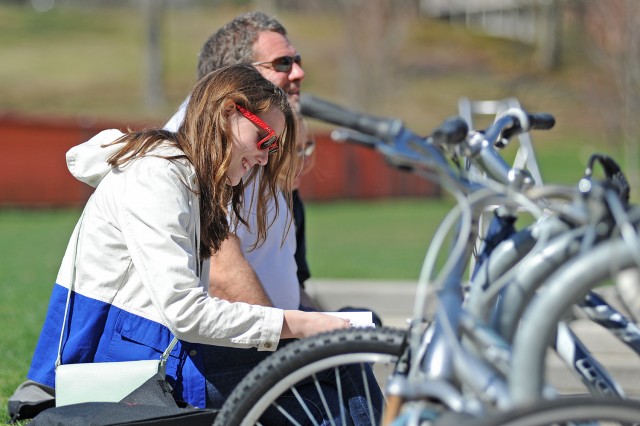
[{"xmin": 164, "ymin": 100, "xmax": 301, "ymax": 309}]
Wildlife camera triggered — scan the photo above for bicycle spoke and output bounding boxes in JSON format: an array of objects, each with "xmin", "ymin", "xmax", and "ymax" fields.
[
  {"xmin": 333, "ymin": 369, "xmax": 347, "ymax": 425},
  {"xmin": 360, "ymin": 362, "xmax": 377, "ymax": 425},
  {"xmin": 312, "ymin": 373, "xmax": 339, "ymax": 426},
  {"xmin": 290, "ymin": 385, "xmax": 321, "ymax": 426},
  {"xmin": 213, "ymin": 328, "xmax": 405, "ymax": 426},
  {"xmin": 272, "ymin": 401, "xmax": 304, "ymax": 426}
]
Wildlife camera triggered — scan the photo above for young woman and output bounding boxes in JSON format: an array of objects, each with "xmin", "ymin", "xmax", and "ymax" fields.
[{"xmin": 26, "ymin": 64, "xmax": 349, "ymax": 409}]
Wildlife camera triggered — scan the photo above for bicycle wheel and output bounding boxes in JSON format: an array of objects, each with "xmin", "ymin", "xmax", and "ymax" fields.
[
  {"xmin": 459, "ymin": 397, "xmax": 640, "ymax": 426},
  {"xmin": 213, "ymin": 326, "xmax": 407, "ymax": 426}
]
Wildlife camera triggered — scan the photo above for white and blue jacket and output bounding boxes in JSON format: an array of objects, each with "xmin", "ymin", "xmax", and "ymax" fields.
[{"xmin": 27, "ymin": 130, "xmax": 284, "ymax": 408}]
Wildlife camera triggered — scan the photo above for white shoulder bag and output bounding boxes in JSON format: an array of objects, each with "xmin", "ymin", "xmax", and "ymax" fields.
[{"xmin": 54, "ymin": 208, "xmax": 179, "ymax": 407}]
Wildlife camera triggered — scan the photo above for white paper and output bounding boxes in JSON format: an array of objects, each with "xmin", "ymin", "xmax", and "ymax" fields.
[{"xmin": 323, "ymin": 311, "xmax": 375, "ymax": 328}]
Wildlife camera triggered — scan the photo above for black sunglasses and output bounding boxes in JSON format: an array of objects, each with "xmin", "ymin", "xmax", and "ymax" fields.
[{"xmin": 252, "ymin": 55, "xmax": 302, "ymax": 73}]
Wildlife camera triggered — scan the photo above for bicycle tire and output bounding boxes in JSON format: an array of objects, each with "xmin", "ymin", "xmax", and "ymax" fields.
[
  {"xmin": 459, "ymin": 397, "xmax": 640, "ymax": 426},
  {"xmin": 212, "ymin": 326, "xmax": 407, "ymax": 426}
]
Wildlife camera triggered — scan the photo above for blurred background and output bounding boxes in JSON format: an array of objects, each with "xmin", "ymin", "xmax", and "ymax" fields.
[
  {"xmin": 2, "ymin": 0, "xmax": 639, "ymax": 199},
  {"xmin": 1, "ymin": 1, "xmax": 640, "ymax": 417},
  {"xmin": 3, "ymin": 0, "xmax": 640, "ymax": 279},
  {"xmin": 2, "ymin": 0, "xmax": 640, "ymax": 273}
]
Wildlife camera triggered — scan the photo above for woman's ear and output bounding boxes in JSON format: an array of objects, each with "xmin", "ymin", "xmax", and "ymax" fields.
[{"xmin": 222, "ymin": 100, "xmax": 236, "ymax": 117}]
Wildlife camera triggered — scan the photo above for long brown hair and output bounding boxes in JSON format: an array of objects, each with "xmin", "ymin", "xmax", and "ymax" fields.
[{"xmin": 107, "ymin": 64, "xmax": 297, "ymax": 258}]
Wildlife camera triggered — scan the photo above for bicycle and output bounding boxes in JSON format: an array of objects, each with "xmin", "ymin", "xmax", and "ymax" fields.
[
  {"xmin": 459, "ymin": 396, "xmax": 640, "ymax": 426},
  {"xmin": 213, "ymin": 327, "xmax": 407, "ymax": 425},
  {"xmin": 214, "ymin": 95, "xmax": 638, "ymax": 425}
]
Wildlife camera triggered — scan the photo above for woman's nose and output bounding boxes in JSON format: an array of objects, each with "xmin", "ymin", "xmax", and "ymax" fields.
[{"xmin": 256, "ymin": 149, "xmax": 269, "ymax": 166}]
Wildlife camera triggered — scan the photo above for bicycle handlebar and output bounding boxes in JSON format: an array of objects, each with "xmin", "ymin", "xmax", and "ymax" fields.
[
  {"xmin": 300, "ymin": 94, "xmax": 403, "ymax": 142},
  {"xmin": 464, "ymin": 109, "xmax": 554, "ymax": 185},
  {"xmin": 527, "ymin": 112, "xmax": 556, "ymax": 130},
  {"xmin": 331, "ymin": 129, "xmax": 382, "ymax": 149},
  {"xmin": 301, "ymin": 94, "xmax": 555, "ymax": 190},
  {"xmin": 430, "ymin": 116, "xmax": 469, "ymax": 146},
  {"xmin": 490, "ymin": 109, "xmax": 555, "ymax": 144}
]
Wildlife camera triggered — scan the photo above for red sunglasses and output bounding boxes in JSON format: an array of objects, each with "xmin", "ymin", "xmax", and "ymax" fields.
[{"xmin": 235, "ymin": 104, "xmax": 279, "ymax": 154}]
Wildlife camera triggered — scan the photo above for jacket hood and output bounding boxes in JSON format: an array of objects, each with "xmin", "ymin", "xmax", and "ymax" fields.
[{"xmin": 66, "ymin": 129, "xmax": 125, "ymax": 188}]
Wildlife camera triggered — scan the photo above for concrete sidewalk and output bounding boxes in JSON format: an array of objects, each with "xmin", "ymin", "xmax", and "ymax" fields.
[{"xmin": 306, "ymin": 279, "xmax": 640, "ymax": 396}]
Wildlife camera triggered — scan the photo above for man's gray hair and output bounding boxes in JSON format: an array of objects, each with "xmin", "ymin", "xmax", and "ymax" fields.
[{"xmin": 197, "ymin": 12, "xmax": 287, "ymax": 80}]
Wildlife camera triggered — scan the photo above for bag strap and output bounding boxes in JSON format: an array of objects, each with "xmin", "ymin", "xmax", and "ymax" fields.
[
  {"xmin": 55, "ymin": 204, "xmax": 178, "ymax": 369},
  {"xmin": 55, "ymin": 207, "xmax": 86, "ymax": 369}
]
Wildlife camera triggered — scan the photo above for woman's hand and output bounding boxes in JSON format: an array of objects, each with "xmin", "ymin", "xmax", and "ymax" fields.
[{"xmin": 281, "ymin": 310, "xmax": 351, "ymax": 339}]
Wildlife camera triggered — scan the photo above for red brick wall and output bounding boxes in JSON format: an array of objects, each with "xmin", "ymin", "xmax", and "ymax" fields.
[
  {"xmin": 0, "ymin": 115, "xmax": 108, "ymax": 207},
  {"xmin": 298, "ymin": 133, "xmax": 439, "ymax": 200},
  {"xmin": 0, "ymin": 114, "xmax": 438, "ymax": 207}
]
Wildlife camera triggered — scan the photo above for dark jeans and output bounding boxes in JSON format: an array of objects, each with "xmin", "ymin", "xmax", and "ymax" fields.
[{"xmin": 202, "ymin": 343, "xmax": 382, "ymax": 425}]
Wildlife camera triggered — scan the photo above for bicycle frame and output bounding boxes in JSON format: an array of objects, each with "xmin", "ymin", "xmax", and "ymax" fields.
[
  {"xmin": 510, "ymin": 236, "xmax": 640, "ymax": 406},
  {"xmin": 300, "ymin": 94, "xmax": 636, "ymax": 423}
]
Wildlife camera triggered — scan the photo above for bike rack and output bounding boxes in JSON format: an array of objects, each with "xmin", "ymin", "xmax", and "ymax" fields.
[
  {"xmin": 458, "ymin": 97, "xmax": 543, "ymax": 186},
  {"xmin": 459, "ymin": 97, "xmax": 544, "ymax": 275}
]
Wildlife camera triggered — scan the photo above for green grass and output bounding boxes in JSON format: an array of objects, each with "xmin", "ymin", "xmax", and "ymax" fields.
[
  {"xmin": 0, "ymin": 209, "xmax": 80, "ymax": 422},
  {"xmin": 306, "ymin": 198, "xmax": 454, "ymax": 279}
]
